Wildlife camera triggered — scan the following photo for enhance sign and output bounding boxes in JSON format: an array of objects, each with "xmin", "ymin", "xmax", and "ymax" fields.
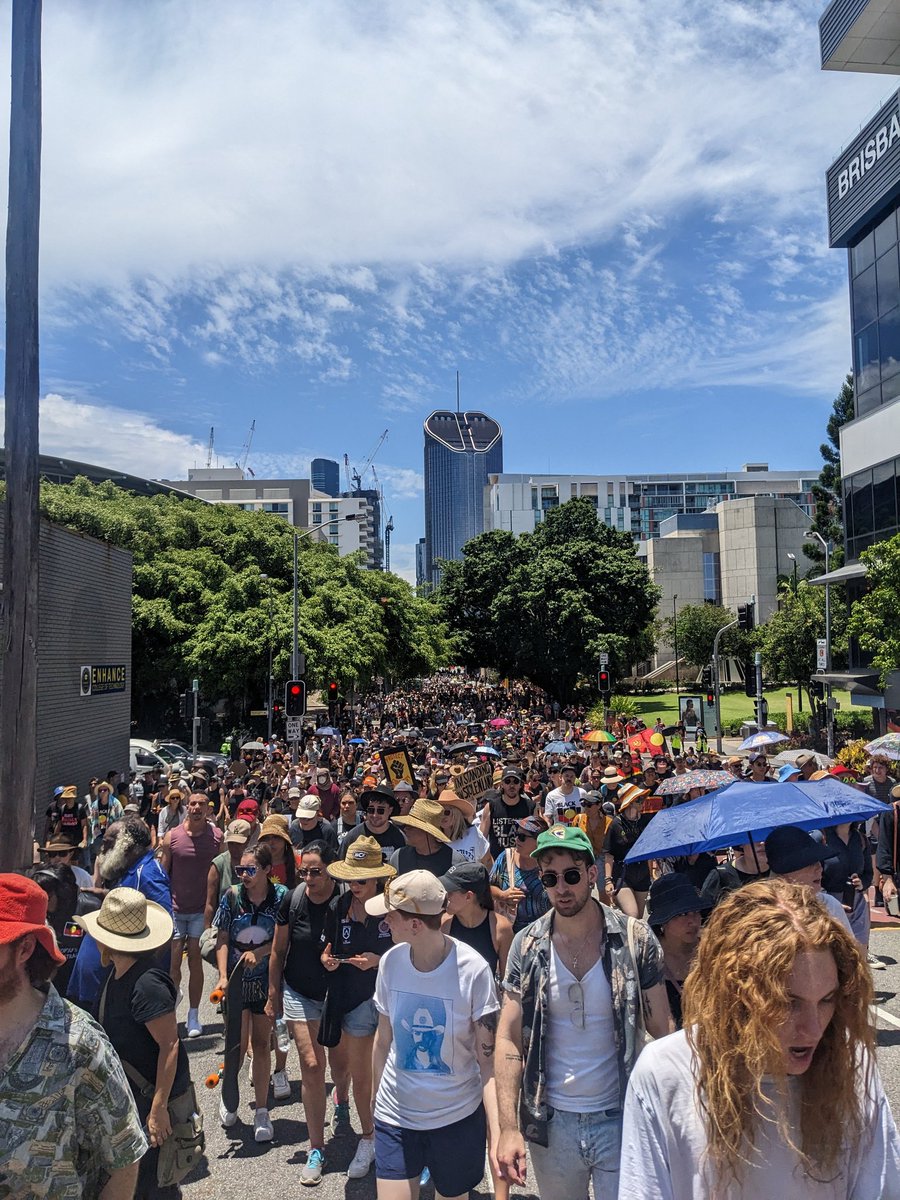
[{"xmin": 80, "ymin": 664, "xmax": 126, "ymax": 697}]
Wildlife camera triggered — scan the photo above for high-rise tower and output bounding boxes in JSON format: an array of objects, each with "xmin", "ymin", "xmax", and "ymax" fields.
[{"xmin": 423, "ymin": 410, "xmax": 503, "ymax": 587}]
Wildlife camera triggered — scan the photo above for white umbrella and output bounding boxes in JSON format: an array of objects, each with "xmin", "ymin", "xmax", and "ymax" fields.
[
  {"xmin": 772, "ymin": 749, "xmax": 836, "ymax": 768},
  {"xmin": 241, "ymin": 740, "xmax": 266, "ymax": 751}
]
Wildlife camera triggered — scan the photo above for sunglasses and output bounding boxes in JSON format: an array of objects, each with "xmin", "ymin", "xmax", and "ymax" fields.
[
  {"xmin": 366, "ymin": 804, "xmax": 390, "ymax": 815},
  {"xmin": 298, "ymin": 866, "xmax": 324, "ymax": 878},
  {"xmin": 515, "ymin": 831, "xmax": 536, "ymax": 841},
  {"xmin": 45, "ymin": 850, "xmax": 71, "ymax": 859},
  {"xmin": 540, "ymin": 867, "xmax": 584, "ymax": 889},
  {"xmin": 235, "ymin": 865, "xmax": 258, "ymax": 877},
  {"xmin": 583, "ymin": 799, "xmax": 599, "ymax": 807}
]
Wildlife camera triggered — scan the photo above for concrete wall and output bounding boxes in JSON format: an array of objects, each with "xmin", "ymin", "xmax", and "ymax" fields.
[
  {"xmin": 717, "ymin": 496, "xmax": 814, "ymax": 622},
  {"xmin": 0, "ymin": 515, "xmax": 133, "ymax": 830},
  {"xmin": 646, "ymin": 534, "xmax": 707, "ymax": 665}
]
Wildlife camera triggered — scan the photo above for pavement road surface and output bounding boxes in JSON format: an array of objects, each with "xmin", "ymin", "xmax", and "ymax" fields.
[{"xmin": 177, "ymin": 925, "xmax": 900, "ymax": 1199}]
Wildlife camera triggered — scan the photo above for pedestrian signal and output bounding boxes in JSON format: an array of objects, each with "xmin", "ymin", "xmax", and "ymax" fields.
[{"xmin": 285, "ymin": 680, "xmax": 306, "ymax": 717}]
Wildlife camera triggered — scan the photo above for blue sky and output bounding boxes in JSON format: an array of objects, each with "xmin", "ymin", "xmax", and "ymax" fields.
[{"xmin": 0, "ymin": 0, "xmax": 893, "ymax": 579}]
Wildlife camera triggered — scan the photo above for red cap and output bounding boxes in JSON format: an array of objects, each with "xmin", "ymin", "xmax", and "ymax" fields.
[
  {"xmin": 235, "ymin": 798, "xmax": 259, "ymax": 819},
  {"xmin": 829, "ymin": 765, "xmax": 857, "ymax": 778},
  {"xmin": 0, "ymin": 874, "xmax": 66, "ymax": 964}
]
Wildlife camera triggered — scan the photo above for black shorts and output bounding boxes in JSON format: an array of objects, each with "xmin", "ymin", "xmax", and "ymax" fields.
[{"xmin": 374, "ymin": 1102, "xmax": 486, "ymax": 1195}]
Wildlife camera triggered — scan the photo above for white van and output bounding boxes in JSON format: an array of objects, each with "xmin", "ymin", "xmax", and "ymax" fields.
[{"xmin": 129, "ymin": 739, "xmax": 172, "ymax": 777}]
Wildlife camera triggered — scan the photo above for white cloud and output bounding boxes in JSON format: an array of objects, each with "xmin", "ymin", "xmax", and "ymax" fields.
[
  {"xmin": 387, "ymin": 542, "xmax": 417, "ymax": 586},
  {"xmin": 0, "ymin": 0, "xmax": 882, "ymax": 290},
  {"xmin": 0, "ymin": 393, "xmax": 209, "ymax": 479}
]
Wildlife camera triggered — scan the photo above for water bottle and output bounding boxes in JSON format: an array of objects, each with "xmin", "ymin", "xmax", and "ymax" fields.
[{"xmin": 275, "ymin": 1017, "xmax": 290, "ymax": 1053}]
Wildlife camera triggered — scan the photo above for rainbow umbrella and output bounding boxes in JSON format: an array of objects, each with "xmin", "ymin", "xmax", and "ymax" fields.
[{"xmin": 582, "ymin": 729, "xmax": 616, "ymax": 744}]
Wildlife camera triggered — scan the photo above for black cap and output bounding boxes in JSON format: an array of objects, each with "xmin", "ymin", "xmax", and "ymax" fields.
[
  {"xmin": 502, "ymin": 767, "xmax": 523, "ymax": 782},
  {"xmin": 764, "ymin": 825, "xmax": 831, "ymax": 875},
  {"xmin": 439, "ymin": 861, "xmax": 491, "ymax": 900}
]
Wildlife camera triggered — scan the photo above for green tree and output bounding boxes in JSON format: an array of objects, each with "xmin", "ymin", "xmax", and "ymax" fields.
[
  {"xmin": 34, "ymin": 478, "xmax": 449, "ymax": 729},
  {"xmin": 806, "ymin": 373, "xmax": 854, "ymax": 570},
  {"xmin": 437, "ymin": 498, "xmax": 660, "ymax": 700},
  {"xmin": 847, "ymin": 532, "xmax": 900, "ymax": 683},
  {"xmin": 759, "ymin": 582, "xmax": 847, "ymax": 704},
  {"xmin": 660, "ymin": 602, "xmax": 745, "ymax": 670}
]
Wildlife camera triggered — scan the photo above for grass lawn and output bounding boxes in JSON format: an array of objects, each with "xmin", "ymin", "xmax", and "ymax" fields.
[{"xmin": 618, "ymin": 687, "xmax": 853, "ymax": 728}]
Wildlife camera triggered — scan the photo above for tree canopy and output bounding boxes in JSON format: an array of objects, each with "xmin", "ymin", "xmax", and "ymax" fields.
[
  {"xmin": 35, "ymin": 479, "xmax": 450, "ymax": 728},
  {"xmin": 660, "ymin": 602, "xmax": 746, "ymax": 670},
  {"xmin": 807, "ymin": 373, "xmax": 853, "ymax": 570},
  {"xmin": 847, "ymin": 532, "xmax": 900, "ymax": 684},
  {"xmin": 436, "ymin": 497, "xmax": 660, "ymax": 700}
]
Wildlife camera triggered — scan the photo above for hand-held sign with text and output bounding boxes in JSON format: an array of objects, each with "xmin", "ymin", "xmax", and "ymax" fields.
[{"xmin": 451, "ymin": 761, "xmax": 494, "ymax": 804}]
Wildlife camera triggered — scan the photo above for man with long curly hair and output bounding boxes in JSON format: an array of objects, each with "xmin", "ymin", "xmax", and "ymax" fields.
[{"xmin": 619, "ymin": 879, "xmax": 900, "ymax": 1198}]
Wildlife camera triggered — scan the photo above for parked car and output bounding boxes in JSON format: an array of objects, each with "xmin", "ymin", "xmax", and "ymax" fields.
[
  {"xmin": 155, "ymin": 741, "xmax": 192, "ymax": 763},
  {"xmin": 129, "ymin": 740, "xmax": 171, "ymax": 777}
]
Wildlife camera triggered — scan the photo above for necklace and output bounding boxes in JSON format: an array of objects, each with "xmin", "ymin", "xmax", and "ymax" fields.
[{"xmin": 556, "ymin": 923, "xmax": 596, "ymax": 976}]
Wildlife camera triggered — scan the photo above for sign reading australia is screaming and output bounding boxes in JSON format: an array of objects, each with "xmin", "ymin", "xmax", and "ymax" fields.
[{"xmin": 80, "ymin": 664, "xmax": 126, "ymax": 697}]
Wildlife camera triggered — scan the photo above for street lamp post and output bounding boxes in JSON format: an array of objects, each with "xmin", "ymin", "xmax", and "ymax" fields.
[
  {"xmin": 259, "ymin": 574, "xmax": 274, "ymax": 739},
  {"xmin": 805, "ymin": 530, "xmax": 833, "ymax": 757},
  {"xmin": 672, "ymin": 594, "xmax": 679, "ymax": 695},
  {"xmin": 786, "ymin": 551, "xmax": 798, "ymax": 593}
]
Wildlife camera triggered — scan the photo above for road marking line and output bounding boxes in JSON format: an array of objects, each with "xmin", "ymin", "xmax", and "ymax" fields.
[{"xmin": 872, "ymin": 1005, "xmax": 900, "ymax": 1030}]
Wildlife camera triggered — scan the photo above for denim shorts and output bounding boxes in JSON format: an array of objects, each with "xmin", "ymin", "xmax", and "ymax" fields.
[
  {"xmin": 282, "ymin": 985, "xmax": 377, "ymax": 1036},
  {"xmin": 172, "ymin": 911, "xmax": 205, "ymax": 941},
  {"xmin": 375, "ymin": 1103, "xmax": 486, "ymax": 1195}
]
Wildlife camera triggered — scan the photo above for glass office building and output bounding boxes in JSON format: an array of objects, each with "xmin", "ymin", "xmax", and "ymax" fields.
[
  {"xmin": 311, "ymin": 457, "xmax": 340, "ymax": 498},
  {"xmin": 423, "ymin": 411, "xmax": 503, "ymax": 587}
]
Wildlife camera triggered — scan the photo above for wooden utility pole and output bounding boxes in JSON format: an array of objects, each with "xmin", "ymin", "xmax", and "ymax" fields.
[{"xmin": 1, "ymin": 0, "xmax": 42, "ymax": 871}]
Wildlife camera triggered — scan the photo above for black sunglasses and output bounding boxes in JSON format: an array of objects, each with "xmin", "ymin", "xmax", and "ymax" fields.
[
  {"xmin": 367, "ymin": 804, "xmax": 390, "ymax": 815},
  {"xmin": 515, "ymin": 831, "xmax": 536, "ymax": 841},
  {"xmin": 540, "ymin": 867, "xmax": 584, "ymax": 888},
  {"xmin": 298, "ymin": 866, "xmax": 324, "ymax": 878}
]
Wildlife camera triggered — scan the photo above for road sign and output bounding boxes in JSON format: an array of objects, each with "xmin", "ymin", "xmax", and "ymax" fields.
[
  {"xmin": 816, "ymin": 638, "xmax": 827, "ymax": 671},
  {"xmin": 599, "ymin": 652, "xmax": 609, "ymax": 666},
  {"xmin": 250, "ymin": 709, "xmax": 268, "ymax": 717},
  {"xmin": 286, "ymin": 716, "xmax": 303, "ymax": 741}
]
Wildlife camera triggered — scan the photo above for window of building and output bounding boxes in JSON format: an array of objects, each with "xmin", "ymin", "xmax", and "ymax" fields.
[
  {"xmin": 851, "ymin": 230, "xmax": 875, "ymax": 278},
  {"xmin": 531, "ymin": 487, "xmax": 539, "ymax": 510},
  {"xmin": 312, "ymin": 502, "xmax": 321, "ymax": 512},
  {"xmin": 851, "ymin": 206, "xmax": 900, "ymax": 417},
  {"xmin": 313, "ymin": 514, "xmax": 322, "ymax": 524},
  {"xmin": 330, "ymin": 534, "xmax": 340, "ymax": 545},
  {"xmin": 263, "ymin": 502, "xmax": 288, "ymax": 514},
  {"xmin": 703, "ymin": 552, "xmax": 722, "ymax": 604},
  {"xmin": 873, "ymin": 459, "xmax": 898, "ymax": 535}
]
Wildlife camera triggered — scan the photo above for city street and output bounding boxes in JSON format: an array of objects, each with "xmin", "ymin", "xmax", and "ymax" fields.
[{"xmin": 177, "ymin": 926, "xmax": 900, "ymax": 1199}]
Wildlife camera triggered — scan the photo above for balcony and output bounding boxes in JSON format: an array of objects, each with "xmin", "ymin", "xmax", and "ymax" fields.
[{"xmin": 821, "ymin": 0, "xmax": 900, "ymax": 72}]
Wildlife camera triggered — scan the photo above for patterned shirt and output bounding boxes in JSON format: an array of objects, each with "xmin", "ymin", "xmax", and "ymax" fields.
[
  {"xmin": 0, "ymin": 985, "xmax": 147, "ymax": 1197},
  {"xmin": 502, "ymin": 902, "xmax": 663, "ymax": 1147}
]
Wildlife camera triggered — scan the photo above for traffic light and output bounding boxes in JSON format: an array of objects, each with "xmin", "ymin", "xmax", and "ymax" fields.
[
  {"xmin": 743, "ymin": 659, "xmax": 756, "ymax": 697},
  {"xmin": 327, "ymin": 681, "xmax": 339, "ymax": 704},
  {"xmin": 701, "ymin": 665, "xmax": 712, "ymax": 690},
  {"xmin": 737, "ymin": 602, "xmax": 755, "ymax": 632},
  {"xmin": 597, "ymin": 669, "xmax": 611, "ymax": 695},
  {"xmin": 285, "ymin": 680, "xmax": 306, "ymax": 717},
  {"xmin": 754, "ymin": 697, "xmax": 769, "ymax": 727},
  {"xmin": 179, "ymin": 690, "xmax": 191, "ymax": 720},
  {"xmin": 809, "ymin": 677, "xmax": 825, "ymax": 702}
]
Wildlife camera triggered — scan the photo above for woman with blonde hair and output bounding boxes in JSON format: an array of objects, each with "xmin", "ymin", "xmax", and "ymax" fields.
[{"xmin": 620, "ymin": 879, "xmax": 900, "ymax": 1198}]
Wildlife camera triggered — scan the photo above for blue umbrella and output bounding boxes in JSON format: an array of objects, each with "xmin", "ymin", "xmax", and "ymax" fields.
[
  {"xmin": 544, "ymin": 740, "xmax": 577, "ymax": 755},
  {"xmin": 348, "ymin": 737, "xmax": 368, "ymax": 745},
  {"xmin": 624, "ymin": 778, "xmax": 886, "ymax": 863},
  {"xmin": 737, "ymin": 730, "xmax": 789, "ymax": 751}
]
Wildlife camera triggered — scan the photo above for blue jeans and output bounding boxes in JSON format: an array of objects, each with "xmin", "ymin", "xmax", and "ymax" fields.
[{"xmin": 529, "ymin": 1107, "xmax": 622, "ymax": 1200}]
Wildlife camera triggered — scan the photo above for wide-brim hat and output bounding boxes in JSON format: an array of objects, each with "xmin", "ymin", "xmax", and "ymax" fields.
[
  {"xmin": 360, "ymin": 782, "xmax": 401, "ymax": 813},
  {"xmin": 328, "ymin": 835, "xmax": 398, "ymax": 881},
  {"xmin": 436, "ymin": 788, "xmax": 476, "ymax": 823},
  {"xmin": 79, "ymin": 886, "xmax": 173, "ymax": 953},
  {"xmin": 646, "ymin": 872, "xmax": 712, "ymax": 926},
  {"xmin": 602, "ymin": 767, "xmax": 625, "ymax": 785},
  {"xmin": 0, "ymin": 873, "xmax": 67, "ymax": 964},
  {"xmin": 617, "ymin": 782, "xmax": 650, "ymax": 812},
  {"xmin": 41, "ymin": 839, "xmax": 77, "ymax": 853},
  {"xmin": 393, "ymin": 798, "xmax": 450, "ymax": 843}
]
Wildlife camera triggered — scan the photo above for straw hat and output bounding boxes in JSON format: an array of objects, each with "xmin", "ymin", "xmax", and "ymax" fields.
[
  {"xmin": 328, "ymin": 835, "xmax": 398, "ymax": 881},
  {"xmin": 41, "ymin": 839, "xmax": 77, "ymax": 854},
  {"xmin": 258, "ymin": 815, "xmax": 293, "ymax": 846},
  {"xmin": 436, "ymin": 788, "xmax": 476, "ymax": 823},
  {"xmin": 79, "ymin": 887, "xmax": 173, "ymax": 954},
  {"xmin": 617, "ymin": 782, "xmax": 650, "ymax": 813},
  {"xmin": 393, "ymin": 798, "xmax": 450, "ymax": 843}
]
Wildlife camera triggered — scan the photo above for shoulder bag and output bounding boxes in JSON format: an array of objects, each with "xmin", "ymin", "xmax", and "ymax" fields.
[{"xmin": 625, "ymin": 916, "xmax": 653, "ymax": 1052}]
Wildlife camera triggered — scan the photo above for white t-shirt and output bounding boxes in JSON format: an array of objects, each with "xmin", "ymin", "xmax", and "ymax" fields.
[
  {"xmin": 451, "ymin": 823, "xmax": 491, "ymax": 863},
  {"xmin": 621, "ymin": 1028, "xmax": 900, "ymax": 1199},
  {"xmin": 819, "ymin": 890, "xmax": 853, "ymax": 937},
  {"xmin": 545, "ymin": 947, "xmax": 618, "ymax": 1111},
  {"xmin": 543, "ymin": 786, "xmax": 584, "ymax": 824},
  {"xmin": 374, "ymin": 939, "xmax": 499, "ymax": 1130}
]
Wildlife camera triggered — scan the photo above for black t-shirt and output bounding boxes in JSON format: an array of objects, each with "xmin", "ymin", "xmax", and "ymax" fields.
[
  {"xmin": 277, "ymin": 883, "xmax": 339, "ymax": 1001},
  {"xmin": 101, "ymin": 960, "xmax": 191, "ymax": 1098},
  {"xmin": 289, "ymin": 817, "xmax": 339, "ymax": 854},
  {"xmin": 46, "ymin": 801, "xmax": 87, "ymax": 845},
  {"xmin": 485, "ymin": 792, "xmax": 535, "ymax": 858},
  {"xmin": 323, "ymin": 891, "xmax": 393, "ymax": 1011},
  {"xmin": 340, "ymin": 822, "xmax": 406, "ymax": 860},
  {"xmin": 388, "ymin": 843, "xmax": 463, "ymax": 878}
]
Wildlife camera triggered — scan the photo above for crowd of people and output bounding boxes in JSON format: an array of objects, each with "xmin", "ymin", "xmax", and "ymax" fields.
[{"xmin": 3, "ymin": 668, "xmax": 900, "ymax": 1198}]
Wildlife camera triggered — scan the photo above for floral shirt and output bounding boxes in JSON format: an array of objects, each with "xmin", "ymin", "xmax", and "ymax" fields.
[
  {"xmin": 0, "ymin": 986, "xmax": 147, "ymax": 1197},
  {"xmin": 502, "ymin": 903, "xmax": 663, "ymax": 1147}
]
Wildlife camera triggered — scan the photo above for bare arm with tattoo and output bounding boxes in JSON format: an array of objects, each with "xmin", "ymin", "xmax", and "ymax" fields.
[
  {"xmin": 494, "ymin": 990, "xmax": 528, "ymax": 1186},
  {"xmin": 474, "ymin": 1008, "xmax": 501, "ymax": 1179}
]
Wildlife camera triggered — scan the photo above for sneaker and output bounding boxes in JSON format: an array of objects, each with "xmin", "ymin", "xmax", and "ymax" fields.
[
  {"xmin": 272, "ymin": 1069, "xmax": 291, "ymax": 1101},
  {"xmin": 868, "ymin": 951, "xmax": 887, "ymax": 970},
  {"xmin": 347, "ymin": 1136, "xmax": 375, "ymax": 1179},
  {"xmin": 330, "ymin": 1087, "xmax": 352, "ymax": 1136},
  {"xmin": 254, "ymin": 1108, "xmax": 274, "ymax": 1143},
  {"xmin": 219, "ymin": 1097, "xmax": 237, "ymax": 1128},
  {"xmin": 186, "ymin": 1009, "xmax": 203, "ymax": 1038},
  {"xmin": 300, "ymin": 1148, "xmax": 325, "ymax": 1186},
  {"xmin": 420, "ymin": 1166, "xmax": 431, "ymax": 1186}
]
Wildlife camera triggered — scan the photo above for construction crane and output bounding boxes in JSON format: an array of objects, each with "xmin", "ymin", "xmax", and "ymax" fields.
[
  {"xmin": 349, "ymin": 428, "xmax": 388, "ymax": 492},
  {"xmin": 343, "ymin": 453, "xmax": 353, "ymax": 493},
  {"xmin": 384, "ymin": 514, "xmax": 394, "ymax": 572},
  {"xmin": 206, "ymin": 426, "xmax": 215, "ymax": 468},
  {"xmin": 239, "ymin": 420, "xmax": 256, "ymax": 473}
]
